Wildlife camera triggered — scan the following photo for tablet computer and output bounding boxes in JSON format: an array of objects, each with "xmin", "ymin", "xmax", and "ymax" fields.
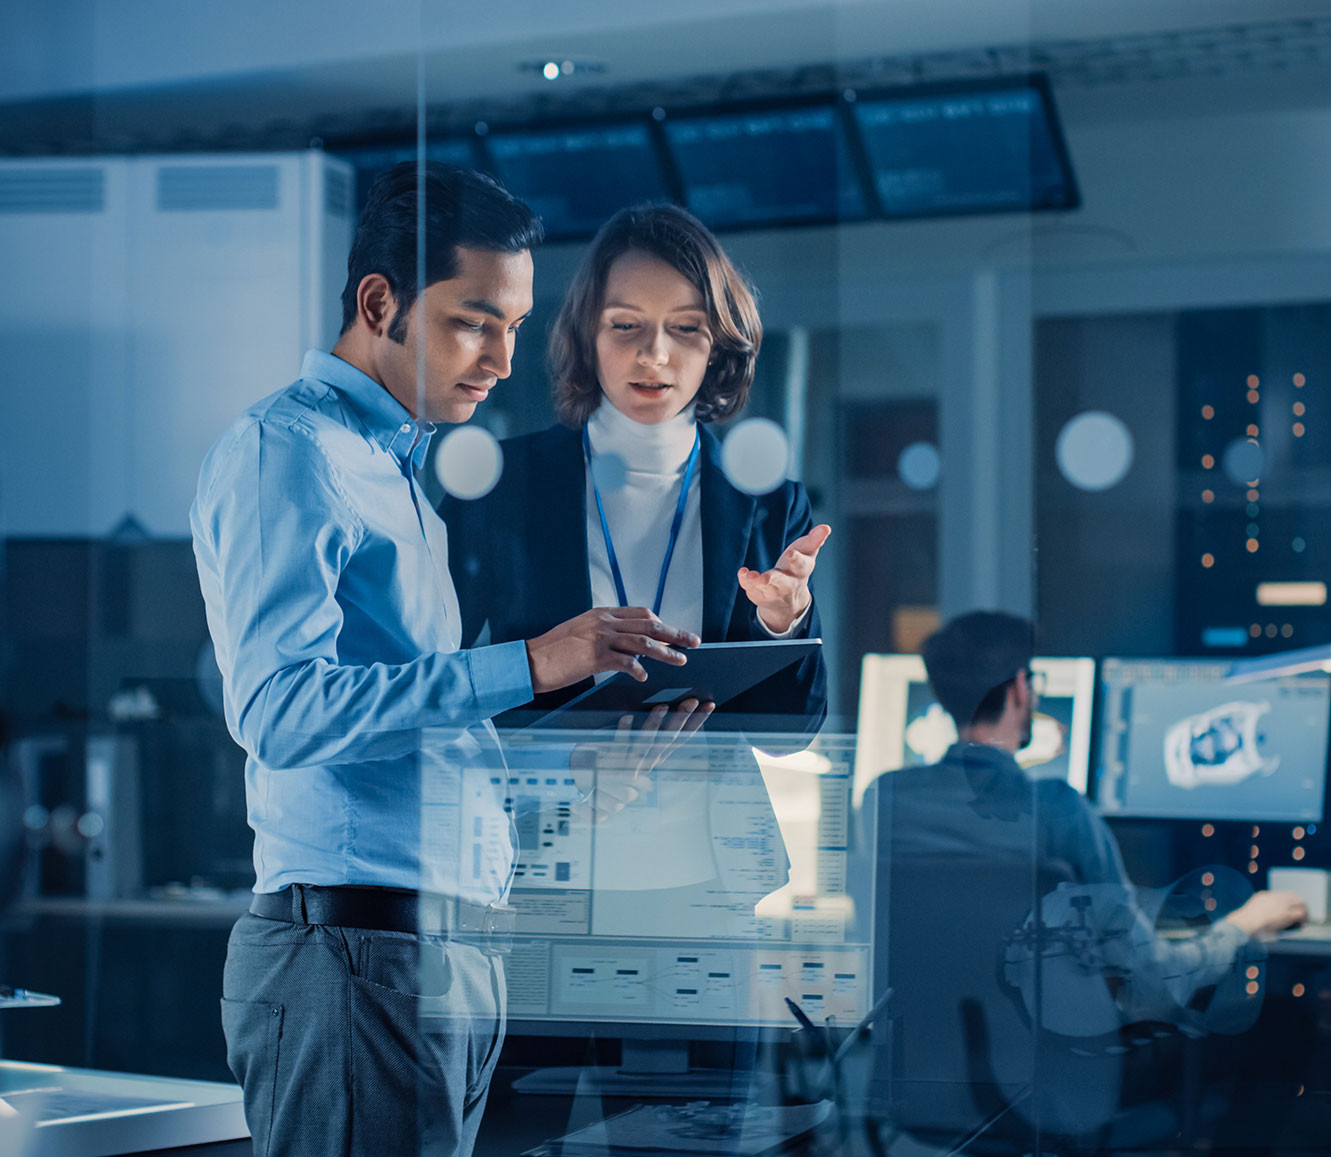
[{"xmin": 522, "ymin": 638, "xmax": 822, "ymax": 731}]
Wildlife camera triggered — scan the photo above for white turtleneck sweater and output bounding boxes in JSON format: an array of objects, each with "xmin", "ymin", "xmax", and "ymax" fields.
[
  {"xmin": 583, "ymin": 398, "xmax": 809, "ymax": 647},
  {"xmin": 585, "ymin": 399, "xmax": 705, "ymax": 639}
]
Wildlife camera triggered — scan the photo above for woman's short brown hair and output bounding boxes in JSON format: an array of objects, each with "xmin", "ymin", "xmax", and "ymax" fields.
[{"xmin": 549, "ymin": 203, "xmax": 762, "ymax": 427}]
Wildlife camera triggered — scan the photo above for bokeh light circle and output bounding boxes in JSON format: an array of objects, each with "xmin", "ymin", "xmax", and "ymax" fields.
[
  {"xmin": 1055, "ymin": 411, "xmax": 1134, "ymax": 491},
  {"xmin": 722, "ymin": 418, "xmax": 790, "ymax": 496},
  {"xmin": 434, "ymin": 426, "xmax": 504, "ymax": 500},
  {"xmin": 898, "ymin": 442, "xmax": 941, "ymax": 490},
  {"xmin": 589, "ymin": 450, "xmax": 628, "ymax": 493},
  {"xmin": 1222, "ymin": 438, "xmax": 1266, "ymax": 486}
]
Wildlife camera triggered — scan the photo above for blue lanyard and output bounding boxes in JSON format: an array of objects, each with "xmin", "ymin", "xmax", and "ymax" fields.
[{"xmin": 583, "ymin": 424, "xmax": 701, "ymax": 617}]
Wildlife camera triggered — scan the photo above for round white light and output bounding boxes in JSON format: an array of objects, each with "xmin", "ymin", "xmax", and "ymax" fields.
[
  {"xmin": 435, "ymin": 426, "xmax": 504, "ymax": 500},
  {"xmin": 898, "ymin": 442, "xmax": 941, "ymax": 490},
  {"xmin": 1055, "ymin": 411, "xmax": 1134, "ymax": 491},
  {"xmin": 722, "ymin": 419, "xmax": 790, "ymax": 496},
  {"xmin": 1222, "ymin": 438, "xmax": 1266, "ymax": 486},
  {"xmin": 542, "ymin": 61, "xmax": 560, "ymax": 81}
]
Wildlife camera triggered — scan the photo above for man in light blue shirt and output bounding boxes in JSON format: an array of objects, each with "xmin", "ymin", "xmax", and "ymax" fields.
[{"xmin": 192, "ymin": 162, "xmax": 699, "ymax": 1156}]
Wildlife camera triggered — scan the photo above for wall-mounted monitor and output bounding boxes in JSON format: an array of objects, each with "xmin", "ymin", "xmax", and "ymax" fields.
[
  {"xmin": 848, "ymin": 74, "xmax": 1079, "ymax": 219},
  {"xmin": 661, "ymin": 102, "xmax": 867, "ymax": 230},
  {"xmin": 855, "ymin": 654, "xmax": 1097, "ymax": 804},
  {"xmin": 330, "ymin": 139, "xmax": 480, "ymax": 214},
  {"xmin": 1095, "ymin": 659, "xmax": 1329, "ymax": 823},
  {"xmin": 483, "ymin": 122, "xmax": 671, "ymax": 241}
]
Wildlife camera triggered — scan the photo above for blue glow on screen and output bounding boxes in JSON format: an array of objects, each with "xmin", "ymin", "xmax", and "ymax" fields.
[
  {"xmin": 665, "ymin": 106, "xmax": 866, "ymax": 228},
  {"xmin": 333, "ymin": 140, "xmax": 479, "ymax": 213},
  {"xmin": 487, "ymin": 124, "xmax": 669, "ymax": 239},
  {"xmin": 852, "ymin": 86, "xmax": 1076, "ymax": 217}
]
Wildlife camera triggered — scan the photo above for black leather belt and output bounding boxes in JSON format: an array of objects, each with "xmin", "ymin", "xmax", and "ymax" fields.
[{"xmin": 250, "ymin": 884, "xmax": 516, "ymax": 939}]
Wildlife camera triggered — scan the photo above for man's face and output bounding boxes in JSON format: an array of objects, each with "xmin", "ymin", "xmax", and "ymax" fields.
[{"xmin": 377, "ymin": 246, "xmax": 534, "ymax": 424}]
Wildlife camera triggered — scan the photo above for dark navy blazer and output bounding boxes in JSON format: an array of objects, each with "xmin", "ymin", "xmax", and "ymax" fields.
[{"xmin": 439, "ymin": 421, "xmax": 827, "ymax": 728}]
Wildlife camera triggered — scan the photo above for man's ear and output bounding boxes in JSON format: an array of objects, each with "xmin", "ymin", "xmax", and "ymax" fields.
[
  {"xmin": 1007, "ymin": 673, "xmax": 1029, "ymax": 714},
  {"xmin": 356, "ymin": 273, "xmax": 397, "ymax": 337}
]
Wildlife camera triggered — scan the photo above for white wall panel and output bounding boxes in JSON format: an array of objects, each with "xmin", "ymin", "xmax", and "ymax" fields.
[{"xmin": 0, "ymin": 150, "xmax": 353, "ymax": 538}]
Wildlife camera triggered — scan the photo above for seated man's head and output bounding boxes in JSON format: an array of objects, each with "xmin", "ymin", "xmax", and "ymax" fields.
[
  {"xmin": 921, "ymin": 611, "xmax": 1038, "ymax": 751},
  {"xmin": 336, "ymin": 161, "xmax": 543, "ymax": 424}
]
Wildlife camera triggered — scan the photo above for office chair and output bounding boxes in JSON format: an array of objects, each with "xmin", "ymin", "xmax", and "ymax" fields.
[{"xmin": 865, "ymin": 853, "xmax": 1216, "ymax": 1155}]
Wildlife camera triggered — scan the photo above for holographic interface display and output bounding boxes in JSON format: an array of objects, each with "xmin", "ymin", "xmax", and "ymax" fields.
[{"xmin": 494, "ymin": 730, "xmax": 873, "ymax": 1031}]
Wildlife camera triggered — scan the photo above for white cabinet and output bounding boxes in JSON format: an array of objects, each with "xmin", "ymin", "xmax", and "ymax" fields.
[{"xmin": 0, "ymin": 150, "xmax": 354, "ymax": 537}]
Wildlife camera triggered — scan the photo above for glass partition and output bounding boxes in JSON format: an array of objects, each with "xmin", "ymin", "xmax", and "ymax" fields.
[{"xmin": 3, "ymin": 3, "xmax": 1330, "ymax": 1154}]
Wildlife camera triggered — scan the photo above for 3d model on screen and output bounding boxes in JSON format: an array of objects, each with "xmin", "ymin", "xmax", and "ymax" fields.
[
  {"xmin": 905, "ymin": 702, "xmax": 1065, "ymax": 769},
  {"xmin": 1163, "ymin": 700, "xmax": 1280, "ymax": 789},
  {"xmin": 1016, "ymin": 714, "xmax": 1067, "ymax": 771},
  {"xmin": 905, "ymin": 701, "xmax": 957, "ymax": 764}
]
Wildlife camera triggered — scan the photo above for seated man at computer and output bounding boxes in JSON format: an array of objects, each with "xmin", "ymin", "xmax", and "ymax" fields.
[{"xmin": 866, "ymin": 611, "xmax": 1306, "ymax": 1143}]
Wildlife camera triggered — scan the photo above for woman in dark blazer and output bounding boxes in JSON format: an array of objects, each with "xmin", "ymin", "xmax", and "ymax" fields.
[{"xmin": 440, "ymin": 203, "xmax": 828, "ymax": 732}]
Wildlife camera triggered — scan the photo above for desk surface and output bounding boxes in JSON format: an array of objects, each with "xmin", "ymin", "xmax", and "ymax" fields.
[
  {"xmin": 0, "ymin": 1061, "xmax": 249, "ymax": 1156},
  {"xmin": 1265, "ymin": 922, "xmax": 1331, "ymax": 956}
]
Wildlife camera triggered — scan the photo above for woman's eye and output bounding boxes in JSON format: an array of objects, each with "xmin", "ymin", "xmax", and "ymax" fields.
[
  {"xmin": 610, "ymin": 322, "xmax": 637, "ymax": 332},
  {"xmin": 675, "ymin": 325, "xmax": 700, "ymax": 335},
  {"xmin": 457, "ymin": 320, "xmax": 485, "ymax": 333}
]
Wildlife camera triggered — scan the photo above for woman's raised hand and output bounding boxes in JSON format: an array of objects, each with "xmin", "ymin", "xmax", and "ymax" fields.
[{"xmin": 737, "ymin": 524, "xmax": 832, "ymax": 635}]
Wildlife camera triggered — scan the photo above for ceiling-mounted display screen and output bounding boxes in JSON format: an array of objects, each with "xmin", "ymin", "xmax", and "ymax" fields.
[
  {"xmin": 484, "ymin": 122, "xmax": 671, "ymax": 241},
  {"xmin": 849, "ymin": 76, "xmax": 1078, "ymax": 219},
  {"xmin": 662, "ymin": 104, "xmax": 867, "ymax": 229},
  {"xmin": 332, "ymin": 139, "xmax": 480, "ymax": 214}
]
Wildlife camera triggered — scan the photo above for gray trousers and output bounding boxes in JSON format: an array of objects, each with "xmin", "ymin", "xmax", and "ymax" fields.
[{"xmin": 220, "ymin": 912, "xmax": 506, "ymax": 1157}]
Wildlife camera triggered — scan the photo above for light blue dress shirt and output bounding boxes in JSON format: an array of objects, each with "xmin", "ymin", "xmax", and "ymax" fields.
[{"xmin": 191, "ymin": 350, "xmax": 537, "ymax": 900}]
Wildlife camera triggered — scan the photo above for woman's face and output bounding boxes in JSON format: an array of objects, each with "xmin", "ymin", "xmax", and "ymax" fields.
[{"xmin": 594, "ymin": 249, "xmax": 713, "ymax": 425}]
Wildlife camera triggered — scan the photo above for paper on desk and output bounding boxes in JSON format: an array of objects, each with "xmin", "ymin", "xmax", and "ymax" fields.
[{"xmin": 528, "ymin": 1100, "xmax": 831, "ymax": 1155}]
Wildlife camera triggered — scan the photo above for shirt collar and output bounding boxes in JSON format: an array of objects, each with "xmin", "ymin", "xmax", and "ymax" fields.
[
  {"xmin": 300, "ymin": 349, "xmax": 437, "ymax": 467},
  {"xmin": 943, "ymin": 741, "xmax": 1021, "ymax": 773}
]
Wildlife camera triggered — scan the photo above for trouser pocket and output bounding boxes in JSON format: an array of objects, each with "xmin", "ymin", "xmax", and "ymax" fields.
[{"xmin": 220, "ymin": 997, "xmax": 284, "ymax": 1157}]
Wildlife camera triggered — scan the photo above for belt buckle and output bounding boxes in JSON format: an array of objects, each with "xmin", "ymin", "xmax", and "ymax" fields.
[
  {"xmin": 482, "ymin": 903, "xmax": 515, "ymax": 956},
  {"xmin": 484, "ymin": 903, "xmax": 516, "ymax": 937}
]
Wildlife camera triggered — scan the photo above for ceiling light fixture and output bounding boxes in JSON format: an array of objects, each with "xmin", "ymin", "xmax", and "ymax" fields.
[{"xmin": 519, "ymin": 59, "xmax": 606, "ymax": 81}]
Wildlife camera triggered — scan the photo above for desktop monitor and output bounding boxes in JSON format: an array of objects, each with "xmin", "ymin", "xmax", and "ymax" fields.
[
  {"xmin": 854, "ymin": 654, "xmax": 1097, "ymax": 804},
  {"xmin": 495, "ymin": 728, "xmax": 874, "ymax": 1045},
  {"xmin": 482, "ymin": 121, "xmax": 671, "ymax": 241},
  {"xmin": 848, "ymin": 74, "xmax": 1079, "ymax": 220},
  {"xmin": 1094, "ymin": 659, "xmax": 1330, "ymax": 822},
  {"xmin": 661, "ymin": 101, "xmax": 868, "ymax": 230}
]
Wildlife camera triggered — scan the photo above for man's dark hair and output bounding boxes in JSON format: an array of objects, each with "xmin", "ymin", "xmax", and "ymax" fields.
[
  {"xmin": 339, "ymin": 161, "xmax": 544, "ymax": 339},
  {"xmin": 921, "ymin": 611, "xmax": 1035, "ymax": 729}
]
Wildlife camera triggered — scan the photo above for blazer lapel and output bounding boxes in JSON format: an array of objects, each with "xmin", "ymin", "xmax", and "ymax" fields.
[
  {"xmin": 531, "ymin": 427, "xmax": 592, "ymax": 629},
  {"xmin": 699, "ymin": 426, "xmax": 756, "ymax": 640}
]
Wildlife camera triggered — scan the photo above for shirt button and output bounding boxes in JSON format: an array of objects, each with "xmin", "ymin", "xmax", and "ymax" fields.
[{"xmin": 401, "ymin": 423, "xmax": 411, "ymax": 433}]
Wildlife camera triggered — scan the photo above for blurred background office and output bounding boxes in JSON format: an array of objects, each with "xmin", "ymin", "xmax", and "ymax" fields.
[{"xmin": 3, "ymin": 1, "xmax": 1331, "ymax": 1153}]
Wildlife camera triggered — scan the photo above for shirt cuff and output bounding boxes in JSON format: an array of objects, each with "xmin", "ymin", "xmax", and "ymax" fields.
[
  {"xmin": 466, "ymin": 640, "xmax": 534, "ymax": 718},
  {"xmin": 1210, "ymin": 915, "xmax": 1254, "ymax": 951},
  {"xmin": 756, "ymin": 600, "xmax": 813, "ymax": 640}
]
